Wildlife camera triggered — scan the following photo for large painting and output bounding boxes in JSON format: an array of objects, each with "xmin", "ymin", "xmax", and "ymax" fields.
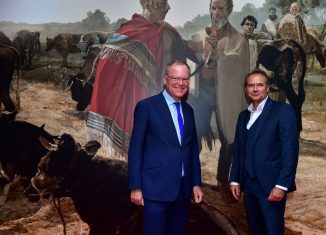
[{"xmin": 0, "ymin": 0, "xmax": 325, "ymax": 234}]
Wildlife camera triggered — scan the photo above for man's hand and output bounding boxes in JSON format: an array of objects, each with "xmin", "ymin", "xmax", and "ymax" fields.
[
  {"xmin": 205, "ymin": 36, "xmax": 218, "ymax": 49},
  {"xmin": 130, "ymin": 189, "xmax": 144, "ymax": 206},
  {"xmin": 230, "ymin": 185, "xmax": 241, "ymax": 200},
  {"xmin": 193, "ymin": 186, "xmax": 203, "ymax": 203},
  {"xmin": 268, "ymin": 187, "xmax": 285, "ymax": 202},
  {"xmin": 205, "ymin": 26, "xmax": 217, "ymax": 37}
]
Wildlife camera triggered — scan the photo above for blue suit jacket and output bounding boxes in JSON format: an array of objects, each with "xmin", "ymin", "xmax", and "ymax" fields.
[
  {"xmin": 128, "ymin": 92, "xmax": 202, "ymax": 201},
  {"xmin": 229, "ymin": 98, "xmax": 299, "ymax": 195}
]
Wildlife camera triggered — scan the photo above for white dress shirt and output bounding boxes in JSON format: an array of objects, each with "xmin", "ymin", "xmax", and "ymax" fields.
[
  {"xmin": 246, "ymin": 96, "xmax": 268, "ymax": 129},
  {"xmin": 231, "ymin": 96, "xmax": 288, "ymax": 191}
]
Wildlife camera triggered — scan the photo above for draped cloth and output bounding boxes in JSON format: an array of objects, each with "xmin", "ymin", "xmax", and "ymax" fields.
[
  {"xmin": 278, "ymin": 13, "xmax": 308, "ymax": 48},
  {"xmin": 86, "ymin": 14, "xmax": 177, "ymax": 159},
  {"xmin": 262, "ymin": 19, "xmax": 279, "ymax": 38},
  {"xmin": 194, "ymin": 23, "xmax": 249, "ymax": 183},
  {"xmin": 248, "ymin": 38, "xmax": 258, "ymax": 72},
  {"xmin": 212, "ymin": 23, "xmax": 249, "ymax": 145},
  {"xmin": 214, "ymin": 23, "xmax": 249, "ymax": 184}
]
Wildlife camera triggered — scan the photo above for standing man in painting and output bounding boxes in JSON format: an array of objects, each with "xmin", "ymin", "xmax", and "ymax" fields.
[
  {"xmin": 195, "ymin": 0, "xmax": 249, "ymax": 203},
  {"xmin": 260, "ymin": 7, "xmax": 280, "ymax": 40},
  {"xmin": 241, "ymin": 15, "xmax": 258, "ymax": 72},
  {"xmin": 229, "ymin": 70, "xmax": 299, "ymax": 235},
  {"xmin": 128, "ymin": 60, "xmax": 203, "ymax": 235},
  {"xmin": 87, "ymin": 0, "xmax": 196, "ymax": 160},
  {"xmin": 278, "ymin": 2, "xmax": 308, "ymax": 47}
]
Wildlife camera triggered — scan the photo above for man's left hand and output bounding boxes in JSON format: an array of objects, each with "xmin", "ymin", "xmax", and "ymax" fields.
[
  {"xmin": 193, "ymin": 186, "xmax": 203, "ymax": 203},
  {"xmin": 268, "ymin": 187, "xmax": 285, "ymax": 202}
]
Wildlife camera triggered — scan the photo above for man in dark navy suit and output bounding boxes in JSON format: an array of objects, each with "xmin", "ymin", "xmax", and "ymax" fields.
[
  {"xmin": 229, "ymin": 69, "xmax": 299, "ymax": 235},
  {"xmin": 128, "ymin": 60, "xmax": 203, "ymax": 235}
]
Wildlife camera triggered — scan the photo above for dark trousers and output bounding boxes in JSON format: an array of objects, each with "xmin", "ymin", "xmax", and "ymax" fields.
[
  {"xmin": 143, "ymin": 179, "xmax": 190, "ymax": 235},
  {"xmin": 244, "ymin": 177, "xmax": 286, "ymax": 235}
]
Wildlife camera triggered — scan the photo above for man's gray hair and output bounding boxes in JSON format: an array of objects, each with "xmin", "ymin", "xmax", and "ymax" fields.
[
  {"xmin": 165, "ymin": 60, "xmax": 191, "ymax": 76},
  {"xmin": 139, "ymin": 0, "xmax": 165, "ymax": 9}
]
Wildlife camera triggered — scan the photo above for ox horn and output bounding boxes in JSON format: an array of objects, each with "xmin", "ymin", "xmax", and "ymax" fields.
[
  {"xmin": 64, "ymin": 80, "xmax": 74, "ymax": 92},
  {"xmin": 39, "ymin": 136, "xmax": 58, "ymax": 151}
]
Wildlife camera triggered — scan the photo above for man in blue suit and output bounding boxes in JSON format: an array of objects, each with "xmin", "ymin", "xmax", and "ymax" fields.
[
  {"xmin": 229, "ymin": 69, "xmax": 299, "ymax": 235},
  {"xmin": 128, "ymin": 60, "xmax": 203, "ymax": 235}
]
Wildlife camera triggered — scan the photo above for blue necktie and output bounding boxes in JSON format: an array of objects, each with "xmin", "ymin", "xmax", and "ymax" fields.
[{"xmin": 174, "ymin": 102, "xmax": 184, "ymax": 142}]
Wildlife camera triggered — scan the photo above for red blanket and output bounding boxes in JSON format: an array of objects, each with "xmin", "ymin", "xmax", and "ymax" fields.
[{"xmin": 87, "ymin": 14, "xmax": 176, "ymax": 153}]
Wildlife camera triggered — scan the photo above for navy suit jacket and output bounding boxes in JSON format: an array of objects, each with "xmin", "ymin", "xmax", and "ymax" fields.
[
  {"xmin": 128, "ymin": 92, "xmax": 202, "ymax": 201},
  {"xmin": 229, "ymin": 98, "xmax": 299, "ymax": 195}
]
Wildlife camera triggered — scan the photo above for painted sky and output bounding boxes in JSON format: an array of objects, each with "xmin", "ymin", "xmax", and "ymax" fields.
[{"xmin": 0, "ymin": 0, "xmax": 265, "ymax": 26}]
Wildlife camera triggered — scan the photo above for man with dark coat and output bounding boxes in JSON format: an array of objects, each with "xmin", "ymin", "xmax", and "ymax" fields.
[
  {"xmin": 128, "ymin": 60, "xmax": 203, "ymax": 235},
  {"xmin": 230, "ymin": 69, "xmax": 299, "ymax": 235}
]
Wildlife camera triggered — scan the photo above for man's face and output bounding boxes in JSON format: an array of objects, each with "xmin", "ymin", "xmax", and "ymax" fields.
[
  {"xmin": 242, "ymin": 20, "xmax": 255, "ymax": 37},
  {"xmin": 146, "ymin": 0, "xmax": 170, "ymax": 23},
  {"xmin": 245, "ymin": 73, "xmax": 269, "ymax": 105},
  {"xmin": 268, "ymin": 9, "xmax": 277, "ymax": 21},
  {"xmin": 290, "ymin": 3, "xmax": 299, "ymax": 15},
  {"xmin": 164, "ymin": 64, "xmax": 190, "ymax": 101},
  {"xmin": 210, "ymin": 0, "xmax": 229, "ymax": 28}
]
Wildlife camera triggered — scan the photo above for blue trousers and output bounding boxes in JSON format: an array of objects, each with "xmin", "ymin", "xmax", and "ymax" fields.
[
  {"xmin": 143, "ymin": 179, "xmax": 190, "ymax": 235},
  {"xmin": 244, "ymin": 177, "xmax": 287, "ymax": 235}
]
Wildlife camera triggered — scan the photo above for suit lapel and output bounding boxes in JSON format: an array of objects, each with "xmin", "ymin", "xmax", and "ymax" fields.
[
  {"xmin": 155, "ymin": 93, "xmax": 180, "ymax": 144},
  {"xmin": 238, "ymin": 110, "xmax": 250, "ymax": 146},
  {"xmin": 244, "ymin": 110, "xmax": 250, "ymax": 129},
  {"xmin": 252, "ymin": 98, "xmax": 273, "ymax": 144}
]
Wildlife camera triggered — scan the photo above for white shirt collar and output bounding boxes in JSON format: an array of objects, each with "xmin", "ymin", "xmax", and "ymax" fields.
[
  {"xmin": 163, "ymin": 89, "xmax": 180, "ymax": 106},
  {"xmin": 247, "ymin": 96, "xmax": 268, "ymax": 113}
]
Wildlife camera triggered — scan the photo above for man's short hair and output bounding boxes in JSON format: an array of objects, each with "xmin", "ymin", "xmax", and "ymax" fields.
[
  {"xmin": 165, "ymin": 60, "xmax": 191, "ymax": 76},
  {"xmin": 240, "ymin": 15, "xmax": 258, "ymax": 28},
  {"xmin": 244, "ymin": 69, "xmax": 270, "ymax": 87}
]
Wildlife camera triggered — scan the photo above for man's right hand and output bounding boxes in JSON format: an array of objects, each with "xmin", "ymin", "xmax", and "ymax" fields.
[
  {"xmin": 230, "ymin": 185, "xmax": 241, "ymax": 200},
  {"xmin": 130, "ymin": 189, "xmax": 144, "ymax": 206}
]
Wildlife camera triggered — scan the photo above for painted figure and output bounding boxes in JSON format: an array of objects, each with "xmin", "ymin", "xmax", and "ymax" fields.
[
  {"xmin": 241, "ymin": 15, "xmax": 258, "ymax": 72},
  {"xmin": 260, "ymin": 7, "xmax": 280, "ymax": 40},
  {"xmin": 193, "ymin": 0, "xmax": 249, "ymax": 203},
  {"xmin": 86, "ymin": 0, "xmax": 195, "ymax": 159},
  {"xmin": 278, "ymin": 2, "xmax": 308, "ymax": 47}
]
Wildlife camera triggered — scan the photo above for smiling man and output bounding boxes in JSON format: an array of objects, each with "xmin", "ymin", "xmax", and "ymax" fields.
[{"xmin": 128, "ymin": 60, "xmax": 203, "ymax": 235}]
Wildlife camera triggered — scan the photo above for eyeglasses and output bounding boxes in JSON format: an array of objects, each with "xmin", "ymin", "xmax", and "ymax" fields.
[{"xmin": 166, "ymin": 74, "xmax": 190, "ymax": 83}]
